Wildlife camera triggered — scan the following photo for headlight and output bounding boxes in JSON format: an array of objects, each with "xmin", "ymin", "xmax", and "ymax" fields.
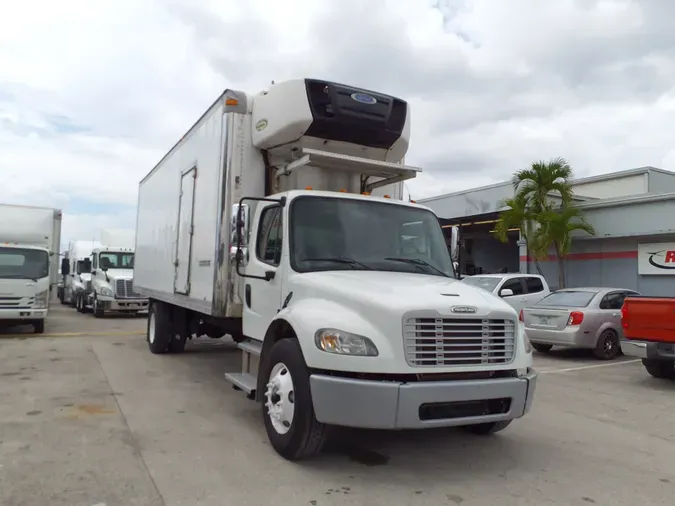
[
  {"xmin": 34, "ymin": 289, "xmax": 49, "ymax": 308},
  {"xmin": 99, "ymin": 287, "xmax": 114, "ymax": 297},
  {"xmin": 314, "ymin": 328, "xmax": 379, "ymax": 356}
]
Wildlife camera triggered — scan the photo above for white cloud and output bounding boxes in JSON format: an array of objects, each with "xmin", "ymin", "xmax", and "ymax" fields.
[{"xmin": 2, "ymin": 0, "xmax": 675, "ymax": 243}]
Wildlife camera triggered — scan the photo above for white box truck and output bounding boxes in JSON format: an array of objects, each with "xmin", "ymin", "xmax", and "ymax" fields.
[
  {"xmin": 85, "ymin": 228, "xmax": 148, "ymax": 317},
  {"xmin": 60, "ymin": 240, "xmax": 102, "ymax": 311},
  {"xmin": 0, "ymin": 203, "xmax": 62, "ymax": 333},
  {"xmin": 134, "ymin": 78, "xmax": 537, "ymax": 460}
]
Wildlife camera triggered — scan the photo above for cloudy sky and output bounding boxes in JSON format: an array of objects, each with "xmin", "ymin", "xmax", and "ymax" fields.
[{"xmin": 1, "ymin": 0, "xmax": 675, "ymax": 246}]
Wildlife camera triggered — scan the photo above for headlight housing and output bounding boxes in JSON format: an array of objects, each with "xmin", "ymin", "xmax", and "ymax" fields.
[
  {"xmin": 99, "ymin": 286, "xmax": 114, "ymax": 297},
  {"xmin": 34, "ymin": 289, "xmax": 49, "ymax": 308},
  {"xmin": 314, "ymin": 328, "xmax": 379, "ymax": 356}
]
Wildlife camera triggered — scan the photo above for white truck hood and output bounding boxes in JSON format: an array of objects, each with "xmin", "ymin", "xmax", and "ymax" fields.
[
  {"xmin": 104, "ymin": 269, "xmax": 134, "ymax": 281},
  {"xmin": 290, "ymin": 270, "xmax": 516, "ymax": 316},
  {"xmin": 0, "ymin": 279, "xmax": 39, "ymax": 298}
]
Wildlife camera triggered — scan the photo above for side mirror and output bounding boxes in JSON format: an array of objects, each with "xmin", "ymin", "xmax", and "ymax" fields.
[
  {"xmin": 76, "ymin": 263, "xmax": 82, "ymax": 275},
  {"xmin": 500, "ymin": 288, "xmax": 514, "ymax": 297},
  {"xmin": 83, "ymin": 258, "xmax": 92, "ymax": 272},
  {"xmin": 450, "ymin": 225, "xmax": 460, "ymax": 263},
  {"xmin": 61, "ymin": 258, "xmax": 70, "ymax": 275},
  {"xmin": 101, "ymin": 266, "xmax": 108, "ymax": 272}
]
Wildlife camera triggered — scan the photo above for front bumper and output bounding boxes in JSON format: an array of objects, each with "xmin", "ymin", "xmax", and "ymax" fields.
[
  {"xmin": 97, "ymin": 297, "xmax": 148, "ymax": 311},
  {"xmin": 309, "ymin": 370, "xmax": 537, "ymax": 429},
  {"xmin": 0, "ymin": 308, "xmax": 48, "ymax": 323},
  {"xmin": 620, "ymin": 339, "xmax": 675, "ymax": 360}
]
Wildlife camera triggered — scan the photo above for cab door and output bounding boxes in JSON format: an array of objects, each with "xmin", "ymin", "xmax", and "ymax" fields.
[{"xmin": 241, "ymin": 202, "xmax": 285, "ymax": 341}]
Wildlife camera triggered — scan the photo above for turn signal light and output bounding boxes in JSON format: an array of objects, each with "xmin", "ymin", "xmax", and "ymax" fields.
[
  {"xmin": 305, "ymin": 186, "xmax": 313, "ymax": 190},
  {"xmin": 567, "ymin": 311, "xmax": 584, "ymax": 326},
  {"xmin": 519, "ymin": 309, "xmax": 524, "ymax": 322},
  {"xmin": 383, "ymin": 194, "xmax": 391, "ymax": 199},
  {"xmin": 621, "ymin": 305, "xmax": 629, "ymax": 329}
]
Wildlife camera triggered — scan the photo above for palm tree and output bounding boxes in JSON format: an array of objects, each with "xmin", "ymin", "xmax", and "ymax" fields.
[
  {"xmin": 534, "ymin": 206, "xmax": 596, "ymax": 289},
  {"xmin": 512, "ymin": 157, "xmax": 575, "ymax": 211},
  {"xmin": 493, "ymin": 193, "xmax": 545, "ymax": 276}
]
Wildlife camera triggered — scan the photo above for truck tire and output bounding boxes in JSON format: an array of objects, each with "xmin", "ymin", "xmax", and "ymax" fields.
[
  {"xmin": 461, "ymin": 420, "xmax": 512, "ymax": 435},
  {"xmin": 147, "ymin": 301, "xmax": 172, "ymax": 354},
  {"xmin": 593, "ymin": 329, "xmax": 620, "ymax": 360},
  {"xmin": 92, "ymin": 295, "xmax": 105, "ymax": 318},
  {"xmin": 262, "ymin": 338, "xmax": 328, "ymax": 461},
  {"xmin": 532, "ymin": 343, "xmax": 553, "ymax": 353},
  {"xmin": 33, "ymin": 320, "xmax": 45, "ymax": 334},
  {"xmin": 642, "ymin": 359, "xmax": 675, "ymax": 379}
]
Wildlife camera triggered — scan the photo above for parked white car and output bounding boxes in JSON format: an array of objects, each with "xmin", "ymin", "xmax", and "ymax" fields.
[{"xmin": 461, "ymin": 273, "xmax": 551, "ymax": 313}]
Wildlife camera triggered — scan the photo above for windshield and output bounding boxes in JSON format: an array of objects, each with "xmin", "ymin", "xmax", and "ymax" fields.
[
  {"xmin": 537, "ymin": 290, "xmax": 597, "ymax": 307},
  {"xmin": 461, "ymin": 276, "xmax": 501, "ymax": 292},
  {"xmin": 77, "ymin": 260, "xmax": 91, "ymax": 274},
  {"xmin": 289, "ymin": 196, "xmax": 454, "ymax": 277},
  {"xmin": 99, "ymin": 252, "xmax": 134, "ymax": 269},
  {"xmin": 0, "ymin": 247, "xmax": 50, "ymax": 280}
]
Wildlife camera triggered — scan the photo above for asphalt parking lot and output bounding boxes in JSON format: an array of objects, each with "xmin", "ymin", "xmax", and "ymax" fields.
[{"xmin": 0, "ymin": 304, "xmax": 674, "ymax": 506}]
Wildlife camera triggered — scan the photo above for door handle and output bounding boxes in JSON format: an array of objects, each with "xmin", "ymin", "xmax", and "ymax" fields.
[{"xmin": 612, "ymin": 312, "xmax": 620, "ymax": 317}]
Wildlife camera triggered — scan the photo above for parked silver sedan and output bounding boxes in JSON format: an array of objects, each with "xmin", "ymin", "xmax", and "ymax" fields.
[{"xmin": 521, "ymin": 287, "xmax": 640, "ymax": 360}]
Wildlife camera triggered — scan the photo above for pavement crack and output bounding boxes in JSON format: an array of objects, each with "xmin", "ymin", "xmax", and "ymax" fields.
[{"xmin": 90, "ymin": 341, "xmax": 167, "ymax": 506}]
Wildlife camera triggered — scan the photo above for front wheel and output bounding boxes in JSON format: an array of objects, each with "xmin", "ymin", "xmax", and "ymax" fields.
[
  {"xmin": 92, "ymin": 295, "xmax": 105, "ymax": 318},
  {"xmin": 461, "ymin": 420, "xmax": 512, "ymax": 435},
  {"xmin": 33, "ymin": 320, "xmax": 45, "ymax": 334},
  {"xmin": 262, "ymin": 338, "xmax": 328, "ymax": 461}
]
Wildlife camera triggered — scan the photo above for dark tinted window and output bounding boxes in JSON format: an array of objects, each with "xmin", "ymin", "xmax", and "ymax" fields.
[
  {"xmin": 525, "ymin": 276, "xmax": 544, "ymax": 293},
  {"xmin": 537, "ymin": 290, "xmax": 597, "ymax": 308},
  {"xmin": 257, "ymin": 206, "xmax": 283, "ymax": 266},
  {"xmin": 501, "ymin": 278, "xmax": 524, "ymax": 296}
]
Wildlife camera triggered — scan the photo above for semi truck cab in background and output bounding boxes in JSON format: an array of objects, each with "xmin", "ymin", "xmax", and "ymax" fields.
[{"xmin": 134, "ymin": 78, "xmax": 537, "ymax": 460}]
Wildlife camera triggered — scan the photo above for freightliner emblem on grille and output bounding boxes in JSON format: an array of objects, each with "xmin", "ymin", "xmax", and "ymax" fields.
[{"xmin": 451, "ymin": 306, "xmax": 477, "ymax": 314}]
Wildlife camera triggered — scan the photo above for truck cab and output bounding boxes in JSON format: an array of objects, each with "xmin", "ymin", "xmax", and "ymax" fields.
[
  {"xmin": 87, "ymin": 246, "xmax": 148, "ymax": 317},
  {"xmin": 61, "ymin": 240, "xmax": 101, "ymax": 310},
  {"xmin": 0, "ymin": 243, "xmax": 51, "ymax": 333}
]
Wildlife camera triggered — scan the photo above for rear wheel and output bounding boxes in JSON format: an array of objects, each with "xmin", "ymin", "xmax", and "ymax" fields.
[
  {"xmin": 532, "ymin": 343, "xmax": 553, "ymax": 353},
  {"xmin": 594, "ymin": 330, "xmax": 620, "ymax": 360},
  {"xmin": 147, "ymin": 301, "xmax": 171, "ymax": 354},
  {"xmin": 461, "ymin": 420, "xmax": 512, "ymax": 435},
  {"xmin": 642, "ymin": 359, "xmax": 675, "ymax": 379},
  {"xmin": 262, "ymin": 338, "xmax": 328, "ymax": 461}
]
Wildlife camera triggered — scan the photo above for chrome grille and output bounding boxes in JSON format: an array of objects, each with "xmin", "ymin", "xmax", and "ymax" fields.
[
  {"xmin": 114, "ymin": 279, "xmax": 141, "ymax": 298},
  {"xmin": 403, "ymin": 317, "xmax": 516, "ymax": 367}
]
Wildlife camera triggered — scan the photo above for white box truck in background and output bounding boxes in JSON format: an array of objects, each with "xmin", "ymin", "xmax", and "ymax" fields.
[
  {"xmin": 0, "ymin": 203, "xmax": 62, "ymax": 333},
  {"xmin": 134, "ymin": 78, "xmax": 536, "ymax": 460},
  {"xmin": 60, "ymin": 240, "xmax": 102, "ymax": 311},
  {"xmin": 85, "ymin": 228, "xmax": 148, "ymax": 317}
]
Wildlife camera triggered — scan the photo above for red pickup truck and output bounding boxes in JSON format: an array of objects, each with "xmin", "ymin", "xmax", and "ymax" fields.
[{"xmin": 620, "ymin": 296, "xmax": 675, "ymax": 379}]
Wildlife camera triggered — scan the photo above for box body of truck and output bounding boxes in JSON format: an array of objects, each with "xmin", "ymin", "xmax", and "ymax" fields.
[
  {"xmin": 0, "ymin": 203, "xmax": 62, "ymax": 333},
  {"xmin": 135, "ymin": 78, "xmax": 536, "ymax": 460}
]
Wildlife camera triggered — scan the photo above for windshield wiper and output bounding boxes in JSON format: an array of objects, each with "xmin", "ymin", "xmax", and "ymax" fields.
[
  {"xmin": 384, "ymin": 257, "xmax": 449, "ymax": 277},
  {"xmin": 301, "ymin": 257, "xmax": 372, "ymax": 270}
]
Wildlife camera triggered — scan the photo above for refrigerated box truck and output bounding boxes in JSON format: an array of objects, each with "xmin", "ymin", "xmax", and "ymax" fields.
[
  {"xmin": 134, "ymin": 78, "xmax": 537, "ymax": 460},
  {"xmin": 0, "ymin": 203, "xmax": 62, "ymax": 333}
]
